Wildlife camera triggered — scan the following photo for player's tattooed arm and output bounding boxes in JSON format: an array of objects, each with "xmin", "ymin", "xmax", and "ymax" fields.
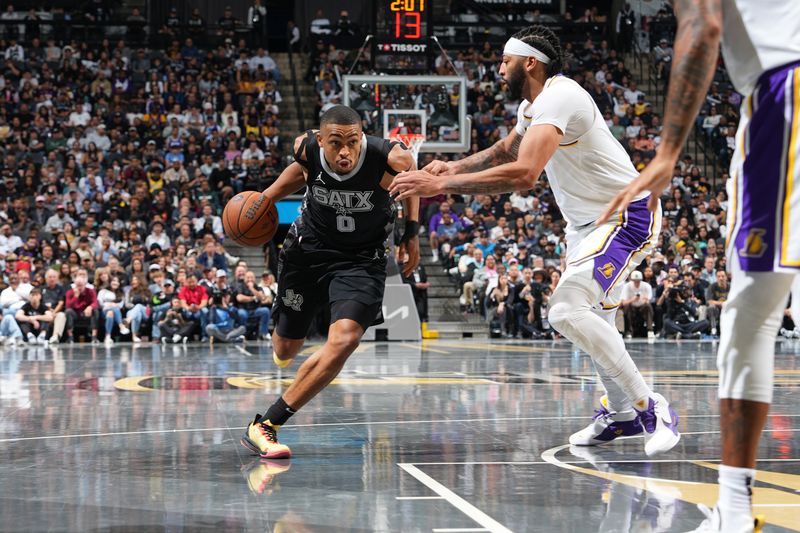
[
  {"xmin": 261, "ymin": 135, "xmax": 308, "ymax": 201},
  {"xmin": 449, "ymin": 131, "xmax": 523, "ymax": 173},
  {"xmin": 391, "ymin": 125, "xmax": 559, "ymax": 199},
  {"xmin": 659, "ymin": 0, "xmax": 722, "ymax": 160}
]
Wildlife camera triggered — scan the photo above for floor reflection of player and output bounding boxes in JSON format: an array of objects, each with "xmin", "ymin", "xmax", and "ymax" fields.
[
  {"xmin": 569, "ymin": 446, "xmax": 677, "ymax": 533},
  {"xmin": 239, "ymin": 105, "xmax": 420, "ymax": 459}
]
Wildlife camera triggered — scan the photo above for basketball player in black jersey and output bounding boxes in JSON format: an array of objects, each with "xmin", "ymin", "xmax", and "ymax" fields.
[{"xmin": 241, "ymin": 105, "xmax": 420, "ymax": 458}]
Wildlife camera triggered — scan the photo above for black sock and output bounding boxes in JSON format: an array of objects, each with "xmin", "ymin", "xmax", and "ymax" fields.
[{"xmin": 260, "ymin": 396, "xmax": 296, "ymax": 426}]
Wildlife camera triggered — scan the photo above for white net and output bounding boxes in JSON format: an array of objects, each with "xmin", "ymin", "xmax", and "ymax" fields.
[{"xmin": 391, "ymin": 132, "xmax": 426, "ymax": 163}]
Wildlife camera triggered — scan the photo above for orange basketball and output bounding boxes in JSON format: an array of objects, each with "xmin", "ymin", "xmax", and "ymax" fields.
[{"xmin": 222, "ymin": 191, "xmax": 279, "ymax": 246}]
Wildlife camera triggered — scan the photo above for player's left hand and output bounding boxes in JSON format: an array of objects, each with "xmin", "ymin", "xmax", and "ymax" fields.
[
  {"xmin": 390, "ymin": 170, "xmax": 443, "ymax": 201},
  {"xmin": 399, "ymin": 236, "xmax": 420, "ymax": 277},
  {"xmin": 597, "ymin": 154, "xmax": 676, "ymax": 225}
]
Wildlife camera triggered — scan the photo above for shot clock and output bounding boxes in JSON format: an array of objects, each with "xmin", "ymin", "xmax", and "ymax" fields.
[{"xmin": 373, "ymin": 0, "xmax": 432, "ymax": 72}]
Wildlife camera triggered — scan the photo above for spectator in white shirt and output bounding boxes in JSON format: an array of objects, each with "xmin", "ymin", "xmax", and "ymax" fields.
[
  {"xmin": 249, "ymin": 48, "xmax": 280, "ymax": 81},
  {"xmin": 44, "ymin": 204, "xmax": 77, "ymax": 233},
  {"xmin": 0, "ymin": 224, "xmax": 23, "ymax": 256},
  {"xmin": 623, "ymin": 82, "xmax": 644, "ymax": 105},
  {"xmin": 193, "ymin": 204, "xmax": 224, "ymax": 240},
  {"xmin": 620, "ymin": 270, "xmax": 655, "ymax": 339},
  {"xmin": 145, "ymin": 221, "xmax": 171, "ymax": 250},
  {"xmin": 242, "ymin": 142, "xmax": 265, "ymax": 165},
  {"xmin": 310, "ymin": 9, "xmax": 331, "ymax": 35},
  {"xmin": 68, "ymin": 104, "xmax": 91, "ymax": 127}
]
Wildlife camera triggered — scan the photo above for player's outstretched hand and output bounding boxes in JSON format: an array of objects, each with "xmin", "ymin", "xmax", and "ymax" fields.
[
  {"xmin": 422, "ymin": 159, "xmax": 451, "ymax": 176},
  {"xmin": 390, "ymin": 170, "xmax": 442, "ymax": 201},
  {"xmin": 597, "ymin": 154, "xmax": 675, "ymax": 225}
]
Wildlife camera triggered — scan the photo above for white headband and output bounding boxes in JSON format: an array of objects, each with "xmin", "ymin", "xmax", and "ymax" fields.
[{"xmin": 503, "ymin": 37, "xmax": 551, "ymax": 64}]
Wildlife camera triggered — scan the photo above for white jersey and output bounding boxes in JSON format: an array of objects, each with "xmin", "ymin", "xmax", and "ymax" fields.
[
  {"xmin": 721, "ymin": 0, "xmax": 800, "ymax": 95},
  {"xmin": 516, "ymin": 76, "xmax": 644, "ymax": 228}
]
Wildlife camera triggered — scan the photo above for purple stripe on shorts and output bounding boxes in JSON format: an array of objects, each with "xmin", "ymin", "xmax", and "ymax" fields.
[
  {"xmin": 733, "ymin": 60, "xmax": 799, "ymax": 271},
  {"xmin": 593, "ymin": 197, "xmax": 654, "ymax": 294}
]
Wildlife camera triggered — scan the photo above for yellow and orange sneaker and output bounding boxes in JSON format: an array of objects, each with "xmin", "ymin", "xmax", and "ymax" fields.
[{"xmin": 241, "ymin": 415, "xmax": 292, "ymax": 459}]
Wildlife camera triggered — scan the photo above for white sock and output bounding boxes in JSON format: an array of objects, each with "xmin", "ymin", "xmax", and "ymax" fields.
[{"xmin": 718, "ymin": 464, "xmax": 755, "ymax": 527}]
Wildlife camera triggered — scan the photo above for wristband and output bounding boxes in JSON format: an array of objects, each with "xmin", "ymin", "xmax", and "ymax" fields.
[{"xmin": 400, "ymin": 220, "xmax": 420, "ymax": 244}]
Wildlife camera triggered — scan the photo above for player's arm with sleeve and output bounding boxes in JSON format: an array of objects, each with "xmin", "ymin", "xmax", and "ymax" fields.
[
  {"xmin": 386, "ymin": 144, "xmax": 421, "ymax": 276},
  {"xmin": 391, "ymin": 94, "xmax": 566, "ymax": 198},
  {"xmin": 600, "ymin": 0, "xmax": 721, "ymax": 222},
  {"xmin": 262, "ymin": 133, "xmax": 313, "ymax": 201}
]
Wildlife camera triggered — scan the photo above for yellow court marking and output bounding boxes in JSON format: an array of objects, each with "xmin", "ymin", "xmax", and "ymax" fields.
[
  {"xmin": 300, "ymin": 343, "xmax": 369, "ymax": 355},
  {"xmin": 423, "ymin": 340, "xmax": 573, "ymax": 354},
  {"xmin": 226, "ymin": 376, "xmax": 494, "ymax": 389},
  {"xmin": 113, "ymin": 376, "xmax": 155, "ymax": 392},
  {"xmin": 542, "ymin": 445, "xmax": 800, "ymax": 532},
  {"xmin": 693, "ymin": 460, "xmax": 800, "ymax": 492},
  {"xmin": 400, "ymin": 342, "xmax": 451, "ymax": 354}
]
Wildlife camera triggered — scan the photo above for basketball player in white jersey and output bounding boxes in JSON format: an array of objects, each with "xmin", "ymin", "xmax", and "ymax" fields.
[
  {"xmin": 601, "ymin": 1, "xmax": 800, "ymax": 531},
  {"xmin": 391, "ymin": 26, "xmax": 680, "ymax": 457}
]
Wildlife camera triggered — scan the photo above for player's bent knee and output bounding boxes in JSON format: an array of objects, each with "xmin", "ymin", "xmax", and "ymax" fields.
[
  {"xmin": 548, "ymin": 301, "xmax": 573, "ymax": 334},
  {"xmin": 327, "ymin": 329, "xmax": 362, "ymax": 357}
]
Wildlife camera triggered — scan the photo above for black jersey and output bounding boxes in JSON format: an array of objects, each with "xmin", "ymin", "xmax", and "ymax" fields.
[{"xmin": 298, "ymin": 132, "xmax": 398, "ymax": 251}]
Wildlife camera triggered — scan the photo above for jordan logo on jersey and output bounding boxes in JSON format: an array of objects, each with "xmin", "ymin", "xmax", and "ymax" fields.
[
  {"xmin": 315, "ymin": 172, "xmax": 325, "ymax": 184},
  {"xmin": 739, "ymin": 228, "xmax": 767, "ymax": 258},
  {"xmin": 311, "ymin": 186, "xmax": 374, "ymax": 212},
  {"xmin": 282, "ymin": 289, "xmax": 303, "ymax": 311}
]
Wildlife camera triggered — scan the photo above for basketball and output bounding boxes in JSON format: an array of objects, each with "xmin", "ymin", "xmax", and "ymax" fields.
[{"xmin": 222, "ymin": 191, "xmax": 279, "ymax": 247}]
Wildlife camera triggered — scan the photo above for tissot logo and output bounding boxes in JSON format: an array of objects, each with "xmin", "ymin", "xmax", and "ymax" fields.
[{"xmin": 379, "ymin": 43, "xmax": 427, "ymax": 53}]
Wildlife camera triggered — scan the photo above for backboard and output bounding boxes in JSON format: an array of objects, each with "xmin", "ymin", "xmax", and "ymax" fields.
[{"xmin": 342, "ymin": 75, "xmax": 470, "ymax": 153}]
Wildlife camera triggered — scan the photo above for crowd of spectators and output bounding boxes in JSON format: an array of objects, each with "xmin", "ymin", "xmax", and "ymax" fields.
[{"xmin": 0, "ymin": 9, "xmax": 285, "ymax": 346}]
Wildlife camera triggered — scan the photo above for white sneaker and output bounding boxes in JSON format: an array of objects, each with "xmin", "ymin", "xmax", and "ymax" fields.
[
  {"xmin": 261, "ymin": 332, "xmax": 271, "ymax": 341},
  {"xmin": 119, "ymin": 323, "xmax": 130, "ymax": 335},
  {"xmin": 0, "ymin": 335, "xmax": 6, "ymax": 345},
  {"xmin": 37, "ymin": 332, "xmax": 47, "ymax": 345},
  {"xmin": 172, "ymin": 334, "xmax": 182, "ymax": 343},
  {"xmin": 49, "ymin": 336, "xmax": 59, "ymax": 344},
  {"xmin": 104, "ymin": 335, "xmax": 114, "ymax": 346},
  {"xmin": 647, "ymin": 331, "xmax": 656, "ymax": 340},
  {"xmin": 27, "ymin": 332, "xmax": 37, "ymax": 344},
  {"xmin": 8, "ymin": 337, "xmax": 18, "ymax": 348},
  {"xmin": 635, "ymin": 393, "xmax": 680, "ymax": 456},
  {"xmin": 132, "ymin": 335, "xmax": 142, "ymax": 343},
  {"xmin": 569, "ymin": 395, "xmax": 642, "ymax": 446},
  {"xmin": 685, "ymin": 504, "xmax": 765, "ymax": 533}
]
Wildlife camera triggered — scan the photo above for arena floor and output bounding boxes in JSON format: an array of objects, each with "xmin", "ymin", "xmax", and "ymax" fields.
[{"xmin": 0, "ymin": 338, "xmax": 798, "ymax": 532}]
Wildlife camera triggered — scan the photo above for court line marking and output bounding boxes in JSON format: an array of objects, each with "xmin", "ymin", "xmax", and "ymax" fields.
[
  {"xmin": 2, "ymin": 414, "xmax": 800, "ymax": 444},
  {"xmin": 432, "ymin": 529, "xmax": 490, "ymax": 532},
  {"xmin": 396, "ymin": 496, "xmax": 446, "ymax": 500},
  {"xmin": 407, "ymin": 458, "xmax": 800, "ymax": 466},
  {"xmin": 235, "ymin": 346, "xmax": 253, "ymax": 357},
  {"xmin": 398, "ymin": 463, "xmax": 512, "ymax": 533}
]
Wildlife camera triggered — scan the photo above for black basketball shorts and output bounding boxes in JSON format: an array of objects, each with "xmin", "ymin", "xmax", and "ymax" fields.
[{"xmin": 273, "ymin": 230, "xmax": 386, "ymax": 339}]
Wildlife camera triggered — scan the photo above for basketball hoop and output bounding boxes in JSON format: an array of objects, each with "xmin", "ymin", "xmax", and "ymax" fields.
[{"xmin": 391, "ymin": 132, "xmax": 426, "ymax": 162}]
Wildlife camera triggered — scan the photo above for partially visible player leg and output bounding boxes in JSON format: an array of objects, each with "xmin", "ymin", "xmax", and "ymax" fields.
[
  {"xmin": 242, "ymin": 298, "xmax": 379, "ymax": 459},
  {"xmin": 272, "ymin": 333, "xmax": 305, "ymax": 368},
  {"xmin": 709, "ymin": 262, "xmax": 793, "ymax": 531},
  {"xmin": 551, "ymin": 274, "xmax": 679, "ymax": 455},
  {"xmin": 570, "ymin": 306, "xmax": 641, "ymax": 446}
]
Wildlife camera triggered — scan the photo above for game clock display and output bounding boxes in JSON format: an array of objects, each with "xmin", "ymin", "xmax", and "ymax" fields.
[{"xmin": 374, "ymin": 0, "xmax": 432, "ymax": 72}]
